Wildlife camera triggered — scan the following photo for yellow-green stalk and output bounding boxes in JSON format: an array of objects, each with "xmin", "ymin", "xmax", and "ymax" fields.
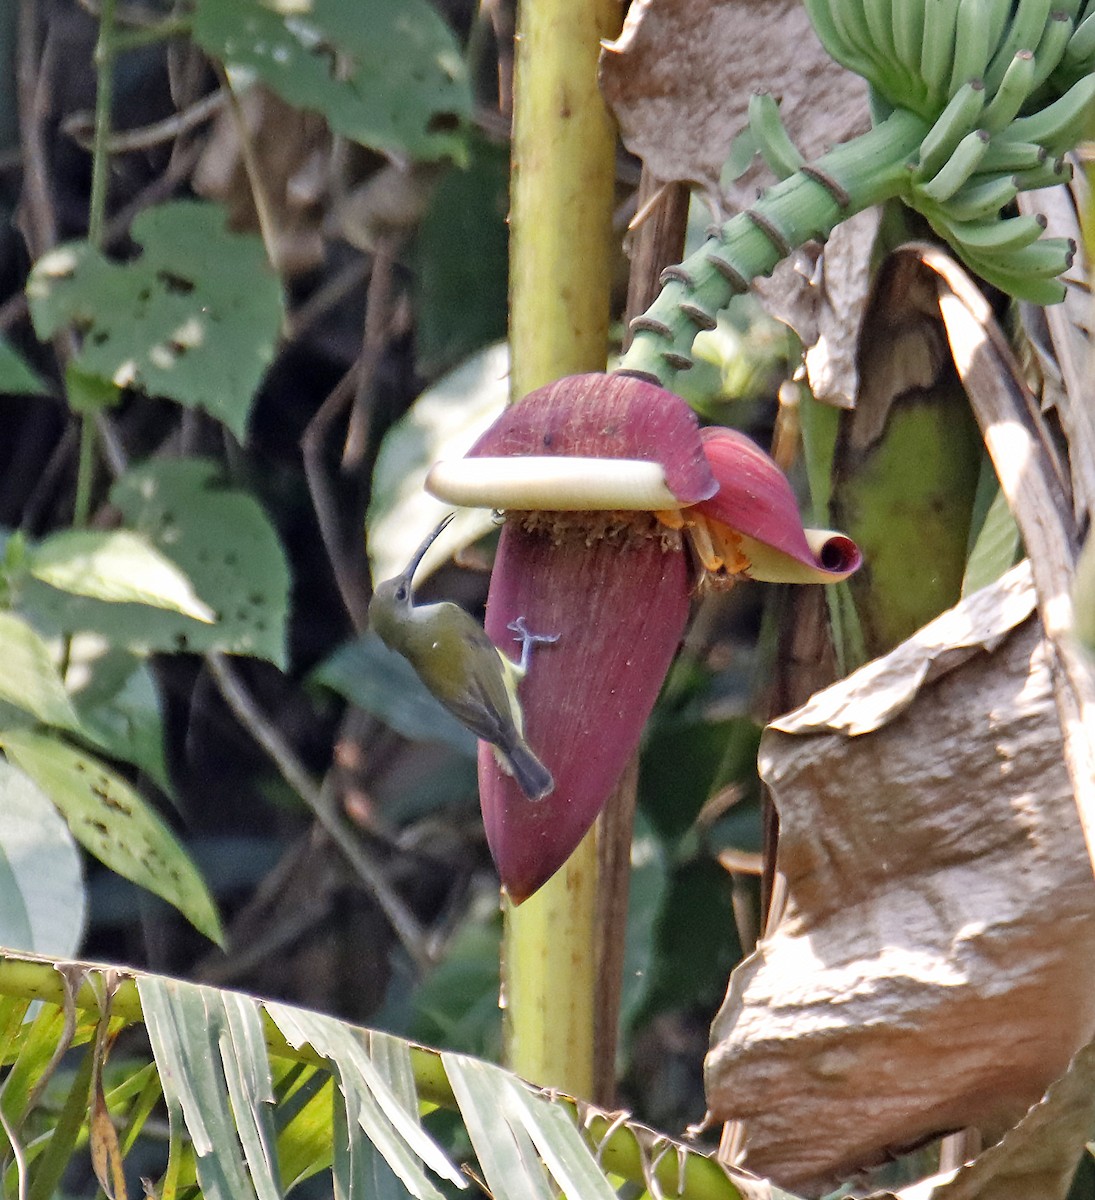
[{"xmin": 504, "ymin": 0, "xmax": 621, "ymax": 1097}]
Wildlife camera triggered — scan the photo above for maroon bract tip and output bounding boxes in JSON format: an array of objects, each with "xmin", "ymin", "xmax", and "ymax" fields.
[{"xmin": 481, "ymin": 515, "xmax": 690, "ymax": 902}]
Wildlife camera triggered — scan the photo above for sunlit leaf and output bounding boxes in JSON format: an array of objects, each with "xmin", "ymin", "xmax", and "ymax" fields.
[
  {"xmin": 68, "ymin": 642, "xmax": 173, "ymax": 797},
  {"xmin": 442, "ymin": 1055, "xmax": 554, "ymax": 1200},
  {"xmin": 220, "ymin": 991, "xmax": 282, "ymax": 1200},
  {"xmin": 27, "ymin": 202, "xmax": 283, "ymax": 439},
  {"xmin": 22, "ymin": 460, "xmax": 290, "ymax": 667},
  {"xmin": 0, "ymin": 731, "xmax": 223, "ymax": 944},
  {"xmin": 276, "ymin": 1070, "xmax": 336, "ymax": 1190},
  {"xmin": 193, "ymin": 0, "xmax": 471, "ymax": 164},
  {"xmin": 0, "ymin": 612, "xmax": 81, "ymax": 732},
  {"xmin": 0, "ymin": 758, "xmax": 85, "ymax": 956},
  {"xmin": 28, "ymin": 530, "xmax": 215, "ymax": 621},
  {"xmin": 268, "ymin": 1003, "xmax": 462, "ymax": 1199},
  {"xmin": 501, "ymin": 1075, "xmax": 619, "ymax": 1200},
  {"xmin": 140, "ymin": 979, "xmax": 262, "ymax": 1200}
]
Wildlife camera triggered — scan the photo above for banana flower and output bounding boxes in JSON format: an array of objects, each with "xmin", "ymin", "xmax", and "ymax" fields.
[{"xmin": 427, "ymin": 373, "xmax": 859, "ymax": 901}]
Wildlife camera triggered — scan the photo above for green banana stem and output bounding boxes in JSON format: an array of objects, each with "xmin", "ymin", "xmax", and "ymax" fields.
[{"xmin": 618, "ymin": 108, "xmax": 929, "ymax": 389}]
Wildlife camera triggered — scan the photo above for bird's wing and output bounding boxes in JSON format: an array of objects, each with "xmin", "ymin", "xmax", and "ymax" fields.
[{"xmin": 445, "ymin": 633, "xmax": 522, "ymax": 751}]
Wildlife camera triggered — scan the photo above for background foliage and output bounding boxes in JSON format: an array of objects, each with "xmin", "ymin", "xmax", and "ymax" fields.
[{"xmin": 0, "ymin": 0, "xmax": 785, "ymax": 1193}]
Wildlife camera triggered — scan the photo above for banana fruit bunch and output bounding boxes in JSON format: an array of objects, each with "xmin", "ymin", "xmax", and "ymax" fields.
[{"xmin": 796, "ymin": 0, "xmax": 1095, "ymax": 301}]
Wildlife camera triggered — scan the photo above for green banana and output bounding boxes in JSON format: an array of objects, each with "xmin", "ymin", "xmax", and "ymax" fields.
[
  {"xmin": 955, "ymin": 246, "xmax": 1072, "ymax": 302},
  {"xmin": 748, "ymin": 93, "xmax": 806, "ymax": 179},
  {"xmin": 920, "ymin": 0, "xmax": 964, "ymax": 99},
  {"xmin": 981, "ymin": 51, "xmax": 1037, "ymax": 131},
  {"xmin": 1028, "ymin": 12, "xmax": 1076, "ymax": 91},
  {"xmin": 983, "ymin": 0, "xmax": 1018, "ymax": 67},
  {"xmin": 916, "ymin": 81, "xmax": 987, "ymax": 178},
  {"xmin": 1065, "ymin": 8, "xmax": 1095, "ymax": 62},
  {"xmin": 949, "ymin": 0, "xmax": 996, "ymax": 94},
  {"xmin": 942, "ymin": 211, "xmax": 1049, "ymax": 252},
  {"xmin": 960, "ymin": 233, "xmax": 1076, "ymax": 279},
  {"xmin": 975, "ymin": 138, "xmax": 1048, "ymax": 171},
  {"xmin": 1011, "ymin": 155, "xmax": 1073, "ymax": 191},
  {"xmin": 1003, "ymin": 72, "xmax": 1095, "ymax": 152},
  {"xmin": 861, "ymin": 0, "xmax": 920, "ymax": 96},
  {"xmin": 893, "ymin": 0, "xmax": 928, "ymax": 80},
  {"xmin": 801, "ymin": 0, "xmax": 877, "ymax": 76},
  {"xmin": 917, "ymin": 129, "xmax": 991, "ymax": 201},
  {"xmin": 832, "ymin": 0, "xmax": 892, "ymax": 79},
  {"xmin": 983, "ymin": 0, "xmax": 1054, "ymax": 90},
  {"xmin": 941, "ymin": 174, "xmax": 1019, "ymax": 220}
]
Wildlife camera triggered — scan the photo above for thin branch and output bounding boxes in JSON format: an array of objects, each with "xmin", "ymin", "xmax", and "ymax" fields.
[
  {"xmin": 87, "ymin": 0, "xmax": 118, "ymax": 251},
  {"xmin": 344, "ymin": 233, "xmax": 398, "ymax": 470},
  {"xmin": 215, "ymin": 65, "xmax": 282, "ymax": 276},
  {"xmin": 205, "ymin": 651, "xmax": 434, "ymax": 971},
  {"xmin": 16, "ymin": 0, "xmax": 58, "ymax": 257},
  {"xmin": 62, "ymin": 87, "xmax": 226, "ymax": 153},
  {"xmin": 286, "ymin": 256, "xmax": 369, "ymax": 343},
  {"xmin": 301, "ymin": 364, "xmax": 372, "ymax": 632}
]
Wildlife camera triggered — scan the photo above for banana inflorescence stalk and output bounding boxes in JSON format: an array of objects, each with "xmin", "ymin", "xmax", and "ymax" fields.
[{"xmin": 619, "ymin": 0, "xmax": 1095, "ymax": 390}]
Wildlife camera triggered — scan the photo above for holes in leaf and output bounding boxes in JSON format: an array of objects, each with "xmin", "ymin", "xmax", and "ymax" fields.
[
  {"xmin": 155, "ymin": 271, "xmax": 195, "ymax": 296},
  {"xmin": 427, "ymin": 112, "xmax": 460, "ymax": 134}
]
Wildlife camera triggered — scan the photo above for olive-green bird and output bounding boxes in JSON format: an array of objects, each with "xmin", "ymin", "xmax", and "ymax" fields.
[{"xmin": 369, "ymin": 516, "xmax": 557, "ymax": 801}]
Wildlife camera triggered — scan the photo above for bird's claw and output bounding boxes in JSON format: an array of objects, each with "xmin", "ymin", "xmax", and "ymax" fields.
[{"xmin": 507, "ymin": 616, "xmax": 560, "ymax": 673}]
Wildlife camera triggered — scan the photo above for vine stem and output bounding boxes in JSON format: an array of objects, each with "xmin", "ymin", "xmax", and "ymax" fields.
[
  {"xmin": 74, "ymin": 0, "xmax": 119, "ymax": 532},
  {"xmin": 87, "ymin": 0, "xmax": 116, "ymax": 252},
  {"xmin": 617, "ymin": 107, "xmax": 929, "ymax": 391}
]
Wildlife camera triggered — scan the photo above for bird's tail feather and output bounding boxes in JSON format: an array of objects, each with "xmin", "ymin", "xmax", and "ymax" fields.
[{"xmin": 494, "ymin": 741, "xmax": 554, "ymax": 801}]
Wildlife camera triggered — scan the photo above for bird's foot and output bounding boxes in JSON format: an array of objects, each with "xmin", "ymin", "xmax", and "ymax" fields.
[{"xmin": 508, "ymin": 616, "xmax": 560, "ymax": 673}]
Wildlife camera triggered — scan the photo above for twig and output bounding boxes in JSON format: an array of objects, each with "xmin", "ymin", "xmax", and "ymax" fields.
[
  {"xmin": 215, "ymin": 65, "xmax": 282, "ymax": 276},
  {"xmin": 301, "ymin": 364, "xmax": 372, "ymax": 632},
  {"xmin": 198, "ymin": 892, "xmax": 333, "ymax": 986},
  {"xmin": 622, "ymin": 172, "xmax": 691, "ymax": 331},
  {"xmin": 205, "ymin": 651, "xmax": 433, "ymax": 971},
  {"xmin": 87, "ymin": 0, "xmax": 118, "ymax": 252},
  {"xmin": 286, "ymin": 256, "xmax": 369, "ymax": 343},
  {"xmin": 484, "ymin": 0, "xmax": 516, "ymax": 117},
  {"xmin": 103, "ymin": 138, "xmax": 203, "ymax": 244},
  {"xmin": 62, "ymin": 87, "xmax": 226, "ymax": 153},
  {"xmin": 344, "ymin": 233, "xmax": 398, "ymax": 470},
  {"xmin": 16, "ymin": 0, "xmax": 58, "ymax": 257}
]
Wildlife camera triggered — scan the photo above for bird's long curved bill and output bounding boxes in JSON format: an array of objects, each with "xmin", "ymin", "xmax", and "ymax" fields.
[{"xmin": 400, "ymin": 512, "xmax": 456, "ymax": 585}]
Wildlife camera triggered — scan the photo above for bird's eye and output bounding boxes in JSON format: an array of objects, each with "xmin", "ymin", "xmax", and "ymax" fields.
[{"xmin": 395, "ymin": 584, "xmax": 407, "ymax": 601}]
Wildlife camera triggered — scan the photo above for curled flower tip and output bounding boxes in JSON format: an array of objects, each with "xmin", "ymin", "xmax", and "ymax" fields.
[
  {"xmin": 682, "ymin": 427, "xmax": 863, "ymax": 585},
  {"xmin": 805, "ymin": 530, "xmax": 862, "ymax": 578}
]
